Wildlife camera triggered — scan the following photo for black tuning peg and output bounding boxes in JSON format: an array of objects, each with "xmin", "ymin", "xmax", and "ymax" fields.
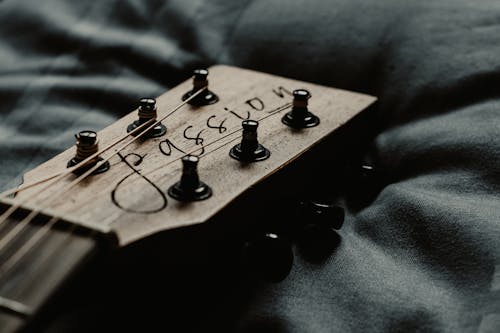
[
  {"xmin": 281, "ymin": 89, "xmax": 320, "ymax": 129},
  {"xmin": 295, "ymin": 201, "xmax": 344, "ymax": 259},
  {"xmin": 229, "ymin": 120, "xmax": 270, "ymax": 162},
  {"xmin": 241, "ymin": 232, "xmax": 293, "ymax": 283},
  {"xmin": 67, "ymin": 130, "xmax": 109, "ymax": 175},
  {"xmin": 347, "ymin": 158, "xmax": 386, "ymax": 207},
  {"xmin": 182, "ymin": 69, "xmax": 219, "ymax": 106},
  {"xmin": 167, "ymin": 155, "xmax": 212, "ymax": 202},
  {"xmin": 299, "ymin": 201, "xmax": 344, "ymax": 230},
  {"xmin": 127, "ymin": 98, "xmax": 167, "ymax": 138}
]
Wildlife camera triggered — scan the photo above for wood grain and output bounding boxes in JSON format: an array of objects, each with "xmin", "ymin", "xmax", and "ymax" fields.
[{"xmin": 16, "ymin": 65, "xmax": 376, "ymax": 246}]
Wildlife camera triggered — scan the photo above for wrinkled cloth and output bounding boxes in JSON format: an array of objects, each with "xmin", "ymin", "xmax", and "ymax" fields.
[{"xmin": 0, "ymin": 0, "xmax": 499, "ymax": 332}]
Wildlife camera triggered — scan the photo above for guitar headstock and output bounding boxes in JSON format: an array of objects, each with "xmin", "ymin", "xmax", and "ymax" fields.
[{"xmin": 13, "ymin": 65, "xmax": 376, "ymax": 246}]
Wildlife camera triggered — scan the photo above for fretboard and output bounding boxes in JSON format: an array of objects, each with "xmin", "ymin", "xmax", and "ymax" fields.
[{"xmin": 0, "ymin": 202, "xmax": 107, "ymax": 332}]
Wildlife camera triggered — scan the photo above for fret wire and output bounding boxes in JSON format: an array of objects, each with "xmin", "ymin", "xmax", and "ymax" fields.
[
  {"xmin": 0, "ymin": 217, "xmax": 58, "ymax": 275},
  {"xmin": 7, "ymin": 222, "xmax": 97, "ymax": 303},
  {"xmin": 0, "ymin": 103, "xmax": 290, "ymax": 316},
  {"xmin": 0, "ymin": 295, "xmax": 33, "ymax": 317}
]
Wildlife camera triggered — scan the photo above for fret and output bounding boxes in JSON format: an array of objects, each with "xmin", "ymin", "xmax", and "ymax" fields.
[
  {"xmin": 0, "ymin": 203, "xmax": 107, "ymax": 331},
  {"xmin": 0, "ymin": 296, "xmax": 32, "ymax": 317}
]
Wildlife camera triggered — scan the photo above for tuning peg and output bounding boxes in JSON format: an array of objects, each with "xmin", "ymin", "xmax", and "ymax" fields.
[
  {"xmin": 127, "ymin": 98, "xmax": 167, "ymax": 138},
  {"xmin": 281, "ymin": 89, "xmax": 320, "ymax": 129},
  {"xmin": 241, "ymin": 232, "xmax": 293, "ymax": 282},
  {"xmin": 347, "ymin": 159, "xmax": 386, "ymax": 207},
  {"xmin": 182, "ymin": 69, "xmax": 219, "ymax": 106},
  {"xmin": 229, "ymin": 120, "xmax": 270, "ymax": 162},
  {"xmin": 67, "ymin": 130, "xmax": 110, "ymax": 175},
  {"xmin": 167, "ymin": 155, "xmax": 212, "ymax": 202},
  {"xmin": 358, "ymin": 163, "xmax": 382, "ymax": 197},
  {"xmin": 295, "ymin": 201, "xmax": 343, "ymax": 259},
  {"xmin": 299, "ymin": 201, "xmax": 344, "ymax": 230}
]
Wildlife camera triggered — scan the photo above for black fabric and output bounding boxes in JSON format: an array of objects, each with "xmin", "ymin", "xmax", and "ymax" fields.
[{"xmin": 1, "ymin": 0, "xmax": 499, "ymax": 332}]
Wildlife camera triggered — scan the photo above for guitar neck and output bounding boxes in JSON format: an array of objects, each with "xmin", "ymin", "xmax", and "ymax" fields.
[{"xmin": 0, "ymin": 203, "xmax": 105, "ymax": 332}]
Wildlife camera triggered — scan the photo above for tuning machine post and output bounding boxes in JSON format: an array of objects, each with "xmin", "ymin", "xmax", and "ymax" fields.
[
  {"xmin": 167, "ymin": 155, "xmax": 212, "ymax": 202},
  {"xmin": 229, "ymin": 120, "xmax": 270, "ymax": 163},
  {"xmin": 294, "ymin": 200, "xmax": 344, "ymax": 259},
  {"xmin": 282, "ymin": 89, "xmax": 320, "ymax": 129},
  {"xmin": 127, "ymin": 98, "xmax": 166, "ymax": 138},
  {"xmin": 182, "ymin": 69, "xmax": 219, "ymax": 106},
  {"xmin": 241, "ymin": 232, "xmax": 294, "ymax": 283},
  {"xmin": 67, "ymin": 130, "xmax": 110, "ymax": 175}
]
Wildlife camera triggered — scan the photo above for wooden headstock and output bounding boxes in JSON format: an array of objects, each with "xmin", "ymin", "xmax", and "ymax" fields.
[{"xmin": 13, "ymin": 65, "xmax": 376, "ymax": 246}]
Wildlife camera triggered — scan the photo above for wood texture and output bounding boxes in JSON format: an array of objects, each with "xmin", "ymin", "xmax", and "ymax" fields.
[{"xmin": 17, "ymin": 65, "xmax": 376, "ymax": 246}]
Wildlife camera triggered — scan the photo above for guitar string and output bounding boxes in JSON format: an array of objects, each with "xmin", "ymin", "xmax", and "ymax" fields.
[
  {"xmin": 0, "ymin": 118, "xmax": 156, "ymax": 228},
  {"xmin": 0, "ymin": 135, "xmax": 244, "ymax": 276},
  {"xmin": 0, "ymin": 88, "xmax": 208, "ymax": 255},
  {"xmin": 0, "ymin": 87, "xmax": 209, "ymax": 199},
  {"xmin": 0, "ymin": 88, "xmax": 205, "ymax": 225},
  {"xmin": 0, "ymin": 104, "xmax": 290, "ymax": 279},
  {"xmin": 12, "ymin": 101, "xmax": 291, "ymax": 239},
  {"xmin": 57, "ymin": 101, "xmax": 291, "ymax": 229},
  {"xmin": 0, "ymin": 102, "xmax": 292, "ymax": 276},
  {"xmin": 0, "ymin": 118, "xmax": 155, "ymax": 199},
  {"xmin": 53, "ymin": 102, "xmax": 292, "ymax": 212},
  {"xmin": 141, "ymin": 102, "xmax": 292, "ymax": 179}
]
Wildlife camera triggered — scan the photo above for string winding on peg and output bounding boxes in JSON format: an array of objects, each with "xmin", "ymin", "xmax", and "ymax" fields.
[
  {"xmin": 182, "ymin": 69, "xmax": 219, "ymax": 106},
  {"xmin": 67, "ymin": 131, "xmax": 110, "ymax": 175},
  {"xmin": 127, "ymin": 98, "xmax": 167, "ymax": 138}
]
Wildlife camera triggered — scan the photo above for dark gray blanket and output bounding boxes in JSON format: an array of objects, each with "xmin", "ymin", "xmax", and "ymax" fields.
[{"xmin": 1, "ymin": 0, "xmax": 499, "ymax": 332}]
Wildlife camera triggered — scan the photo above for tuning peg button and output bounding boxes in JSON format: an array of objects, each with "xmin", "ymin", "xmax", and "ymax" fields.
[
  {"xmin": 127, "ymin": 98, "xmax": 167, "ymax": 138},
  {"xmin": 168, "ymin": 155, "xmax": 212, "ymax": 202},
  {"xmin": 281, "ymin": 89, "xmax": 320, "ymax": 129},
  {"xmin": 182, "ymin": 69, "xmax": 219, "ymax": 106},
  {"xmin": 295, "ymin": 201, "xmax": 343, "ymax": 258},
  {"xmin": 347, "ymin": 160, "xmax": 386, "ymax": 206},
  {"xmin": 300, "ymin": 201, "xmax": 344, "ymax": 230},
  {"xmin": 229, "ymin": 120, "xmax": 270, "ymax": 162},
  {"xmin": 241, "ymin": 232, "xmax": 293, "ymax": 282}
]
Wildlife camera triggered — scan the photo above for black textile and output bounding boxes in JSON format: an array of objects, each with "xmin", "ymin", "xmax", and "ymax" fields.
[{"xmin": 0, "ymin": 0, "xmax": 499, "ymax": 332}]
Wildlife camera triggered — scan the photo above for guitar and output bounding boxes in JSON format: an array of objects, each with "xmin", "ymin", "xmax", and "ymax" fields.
[{"xmin": 0, "ymin": 65, "xmax": 376, "ymax": 331}]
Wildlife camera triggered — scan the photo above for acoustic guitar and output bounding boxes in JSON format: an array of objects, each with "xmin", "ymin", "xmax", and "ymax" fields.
[{"xmin": 0, "ymin": 65, "xmax": 376, "ymax": 331}]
